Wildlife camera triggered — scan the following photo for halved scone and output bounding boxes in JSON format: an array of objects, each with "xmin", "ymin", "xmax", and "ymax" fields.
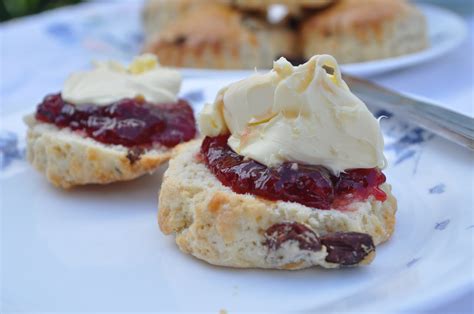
[
  {"xmin": 158, "ymin": 55, "xmax": 397, "ymax": 269},
  {"xmin": 25, "ymin": 115, "xmax": 173, "ymax": 189},
  {"xmin": 159, "ymin": 140, "xmax": 396, "ymax": 269},
  {"xmin": 25, "ymin": 55, "xmax": 197, "ymax": 188}
]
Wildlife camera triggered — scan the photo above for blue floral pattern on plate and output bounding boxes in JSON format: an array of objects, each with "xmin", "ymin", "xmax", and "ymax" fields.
[
  {"xmin": 435, "ymin": 220, "xmax": 450, "ymax": 230},
  {"xmin": 429, "ymin": 183, "xmax": 446, "ymax": 194},
  {"xmin": 0, "ymin": 131, "xmax": 24, "ymax": 169}
]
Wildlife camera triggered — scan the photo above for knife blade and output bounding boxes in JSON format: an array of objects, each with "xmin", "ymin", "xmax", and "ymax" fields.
[{"xmin": 343, "ymin": 74, "xmax": 474, "ymax": 150}]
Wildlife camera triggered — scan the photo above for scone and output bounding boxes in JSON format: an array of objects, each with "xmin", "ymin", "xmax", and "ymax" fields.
[
  {"xmin": 25, "ymin": 54, "xmax": 197, "ymax": 188},
  {"xmin": 141, "ymin": 0, "xmax": 332, "ymax": 37},
  {"xmin": 158, "ymin": 55, "xmax": 397, "ymax": 269},
  {"xmin": 143, "ymin": 3, "xmax": 297, "ymax": 69},
  {"xmin": 142, "ymin": 0, "xmax": 223, "ymax": 38},
  {"xmin": 301, "ymin": 0, "xmax": 428, "ymax": 63}
]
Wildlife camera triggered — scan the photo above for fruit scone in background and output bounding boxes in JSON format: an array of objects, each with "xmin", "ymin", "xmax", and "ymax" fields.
[
  {"xmin": 300, "ymin": 0, "xmax": 428, "ymax": 64},
  {"xmin": 25, "ymin": 54, "xmax": 197, "ymax": 188},
  {"xmin": 158, "ymin": 54, "xmax": 397, "ymax": 270},
  {"xmin": 142, "ymin": 1, "xmax": 298, "ymax": 69},
  {"xmin": 142, "ymin": 0, "xmax": 335, "ymax": 36},
  {"xmin": 142, "ymin": 0, "xmax": 427, "ymax": 69}
]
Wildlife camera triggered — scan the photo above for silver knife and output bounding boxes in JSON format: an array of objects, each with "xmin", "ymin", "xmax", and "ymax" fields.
[{"xmin": 343, "ymin": 74, "xmax": 474, "ymax": 150}]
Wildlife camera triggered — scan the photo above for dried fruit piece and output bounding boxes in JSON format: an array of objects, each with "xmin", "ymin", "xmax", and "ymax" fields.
[
  {"xmin": 264, "ymin": 223, "xmax": 376, "ymax": 266},
  {"xmin": 264, "ymin": 222, "xmax": 322, "ymax": 252},
  {"xmin": 321, "ymin": 232, "xmax": 375, "ymax": 266},
  {"xmin": 126, "ymin": 147, "xmax": 144, "ymax": 165}
]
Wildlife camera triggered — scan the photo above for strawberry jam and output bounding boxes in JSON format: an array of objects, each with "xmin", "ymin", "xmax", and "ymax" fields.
[
  {"xmin": 201, "ymin": 135, "xmax": 387, "ymax": 210},
  {"xmin": 35, "ymin": 93, "xmax": 196, "ymax": 148}
]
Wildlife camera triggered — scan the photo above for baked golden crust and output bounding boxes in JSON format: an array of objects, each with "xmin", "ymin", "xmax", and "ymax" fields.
[
  {"xmin": 158, "ymin": 140, "xmax": 397, "ymax": 269},
  {"xmin": 142, "ymin": 0, "xmax": 334, "ymax": 31},
  {"xmin": 304, "ymin": 0, "xmax": 409, "ymax": 32},
  {"xmin": 301, "ymin": 0, "xmax": 428, "ymax": 63},
  {"xmin": 25, "ymin": 115, "xmax": 172, "ymax": 189},
  {"xmin": 143, "ymin": 4, "xmax": 297, "ymax": 69},
  {"xmin": 143, "ymin": 0, "xmax": 227, "ymax": 38}
]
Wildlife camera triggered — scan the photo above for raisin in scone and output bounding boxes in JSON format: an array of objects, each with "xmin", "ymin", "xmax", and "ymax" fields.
[
  {"xmin": 25, "ymin": 54, "xmax": 197, "ymax": 188},
  {"xmin": 301, "ymin": 0, "xmax": 428, "ymax": 63},
  {"xmin": 158, "ymin": 55, "xmax": 397, "ymax": 269},
  {"xmin": 143, "ymin": 3, "xmax": 297, "ymax": 69}
]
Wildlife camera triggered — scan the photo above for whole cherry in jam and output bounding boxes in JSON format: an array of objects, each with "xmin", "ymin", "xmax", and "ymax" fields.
[
  {"xmin": 200, "ymin": 135, "xmax": 387, "ymax": 210},
  {"xmin": 35, "ymin": 93, "xmax": 196, "ymax": 148}
]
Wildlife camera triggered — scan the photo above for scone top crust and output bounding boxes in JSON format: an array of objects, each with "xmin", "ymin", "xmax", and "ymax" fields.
[
  {"xmin": 143, "ymin": 0, "xmax": 232, "ymax": 18},
  {"xmin": 161, "ymin": 4, "xmax": 247, "ymax": 45},
  {"xmin": 147, "ymin": 3, "xmax": 270, "ymax": 50},
  {"xmin": 143, "ymin": 0, "xmax": 233, "ymax": 32},
  {"xmin": 302, "ymin": 0, "xmax": 417, "ymax": 39}
]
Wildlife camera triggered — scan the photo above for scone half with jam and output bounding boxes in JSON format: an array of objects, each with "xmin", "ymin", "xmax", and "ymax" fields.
[
  {"xmin": 158, "ymin": 55, "xmax": 396, "ymax": 270},
  {"xmin": 25, "ymin": 54, "xmax": 197, "ymax": 188}
]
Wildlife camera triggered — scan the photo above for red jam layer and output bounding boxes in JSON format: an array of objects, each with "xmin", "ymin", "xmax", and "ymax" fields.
[
  {"xmin": 35, "ymin": 93, "xmax": 196, "ymax": 148},
  {"xmin": 201, "ymin": 135, "xmax": 387, "ymax": 210}
]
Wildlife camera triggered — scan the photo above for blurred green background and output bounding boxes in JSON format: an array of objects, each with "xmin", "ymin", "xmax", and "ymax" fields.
[{"xmin": 0, "ymin": 0, "xmax": 82, "ymax": 22}]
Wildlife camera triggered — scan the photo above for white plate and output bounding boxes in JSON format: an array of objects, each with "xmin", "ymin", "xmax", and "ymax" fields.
[{"xmin": 1, "ymin": 76, "xmax": 473, "ymax": 313}]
